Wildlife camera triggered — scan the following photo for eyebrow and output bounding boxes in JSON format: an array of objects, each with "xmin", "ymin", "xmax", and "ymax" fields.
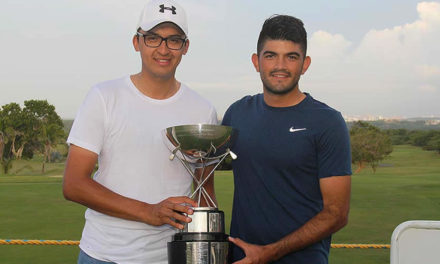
[
  {"xmin": 287, "ymin": 52, "xmax": 301, "ymax": 57},
  {"xmin": 262, "ymin": 51, "xmax": 276, "ymax": 56},
  {"xmin": 262, "ymin": 51, "xmax": 301, "ymax": 57}
]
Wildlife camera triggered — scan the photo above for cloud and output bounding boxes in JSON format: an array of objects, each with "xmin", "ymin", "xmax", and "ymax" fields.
[
  {"xmin": 419, "ymin": 84, "xmax": 437, "ymax": 92},
  {"xmin": 354, "ymin": 2, "xmax": 440, "ymax": 62},
  {"xmin": 415, "ymin": 64, "xmax": 440, "ymax": 79},
  {"xmin": 418, "ymin": 1, "xmax": 440, "ymax": 23},
  {"xmin": 304, "ymin": 1, "xmax": 440, "ymax": 116},
  {"xmin": 309, "ymin": 31, "xmax": 352, "ymax": 59}
]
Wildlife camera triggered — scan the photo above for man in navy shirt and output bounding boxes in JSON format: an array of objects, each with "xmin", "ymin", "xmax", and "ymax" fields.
[{"xmin": 222, "ymin": 15, "xmax": 352, "ymax": 263}]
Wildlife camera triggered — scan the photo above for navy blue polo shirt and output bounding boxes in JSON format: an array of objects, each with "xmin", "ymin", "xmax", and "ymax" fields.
[{"xmin": 221, "ymin": 93, "xmax": 352, "ymax": 263}]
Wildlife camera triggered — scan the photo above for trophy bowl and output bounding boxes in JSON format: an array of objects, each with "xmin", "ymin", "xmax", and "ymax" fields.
[
  {"xmin": 162, "ymin": 124, "xmax": 236, "ymax": 264},
  {"xmin": 163, "ymin": 124, "xmax": 235, "ymax": 160}
]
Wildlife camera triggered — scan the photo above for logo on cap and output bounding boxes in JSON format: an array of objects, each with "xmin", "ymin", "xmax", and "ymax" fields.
[{"xmin": 159, "ymin": 4, "xmax": 177, "ymax": 14}]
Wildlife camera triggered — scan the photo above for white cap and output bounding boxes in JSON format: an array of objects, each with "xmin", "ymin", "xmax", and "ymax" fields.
[{"xmin": 137, "ymin": 0, "xmax": 188, "ymax": 36}]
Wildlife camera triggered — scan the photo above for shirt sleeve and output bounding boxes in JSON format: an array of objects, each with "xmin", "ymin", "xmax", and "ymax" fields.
[
  {"xmin": 208, "ymin": 106, "xmax": 219, "ymax": 125},
  {"xmin": 221, "ymin": 105, "xmax": 232, "ymax": 126},
  {"xmin": 67, "ymin": 86, "xmax": 107, "ymax": 155},
  {"xmin": 317, "ymin": 112, "xmax": 352, "ymax": 178}
]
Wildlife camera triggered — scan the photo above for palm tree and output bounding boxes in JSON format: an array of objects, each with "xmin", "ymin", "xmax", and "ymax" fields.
[{"xmin": 39, "ymin": 123, "xmax": 65, "ymax": 173}]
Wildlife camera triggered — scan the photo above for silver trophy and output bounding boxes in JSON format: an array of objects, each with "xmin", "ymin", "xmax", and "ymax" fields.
[{"xmin": 162, "ymin": 124, "xmax": 237, "ymax": 264}]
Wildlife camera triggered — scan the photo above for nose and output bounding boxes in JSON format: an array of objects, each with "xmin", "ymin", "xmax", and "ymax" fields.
[
  {"xmin": 157, "ymin": 39, "xmax": 170, "ymax": 55},
  {"xmin": 274, "ymin": 57, "xmax": 287, "ymax": 70}
]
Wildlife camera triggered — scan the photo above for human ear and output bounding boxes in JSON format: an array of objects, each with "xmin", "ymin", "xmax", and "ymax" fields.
[
  {"xmin": 182, "ymin": 39, "xmax": 189, "ymax": 55},
  {"xmin": 301, "ymin": 56, "xmax": 311, "ymax": 75},
  {"xmin": 133, "ymin": 35, "xmax": 140, "ymax": 52},
  {"xmin": 251, "ymin": 53, "xmax": 260, "ymax": 72}
]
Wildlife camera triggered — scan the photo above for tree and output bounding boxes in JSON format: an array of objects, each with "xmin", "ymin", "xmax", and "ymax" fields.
[
  {"xmin": 410, "ymin": 130, "xmax": 434, "ymax": 147},
  {"xmin": 0, "ymin": 103, "xmax": 28, "ymax": 174},
  {"xmin": 0, "ymin": 100, "xmax": 65, "ymax": 174},
  {"xmin": 350, "ymin": 121, "xmax": 393, "ymax": 173},
  {"xmin": 424, "ymin": 132, "xmax": 440, "ymax": 154},
  {"xmin": 0, "ymin": 131, "xmax": 4, "ymax": 163},
  {"xmin": 23, "ymin": 100, "xmax": 65, "ymax": 173},
  {"xmin": 385, "ymin": 129, "xmax": 410, "ymax": 145},
  {"xmin": 0, "ymin": 130, "xmax": 13, "ymax": 174}
]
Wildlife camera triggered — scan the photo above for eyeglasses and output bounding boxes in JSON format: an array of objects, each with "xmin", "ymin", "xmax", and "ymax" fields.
[{"xmin": 136, "ymin": 32, "xmax": 187, "ymax": 50}]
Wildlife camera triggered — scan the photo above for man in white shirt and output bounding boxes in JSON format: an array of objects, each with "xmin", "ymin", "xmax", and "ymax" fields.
[{"xmin": 63, "ymin": 1, "xmax": 218, "ymax": 263}]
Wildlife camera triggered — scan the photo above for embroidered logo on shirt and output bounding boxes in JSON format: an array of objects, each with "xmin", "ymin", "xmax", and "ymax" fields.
[{"xmin": 289, "ymin": 127, "xmax": 307, "ymax": 133}]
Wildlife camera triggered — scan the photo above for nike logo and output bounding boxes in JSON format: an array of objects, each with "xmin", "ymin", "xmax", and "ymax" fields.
[{"xmin": 289, "ymin": 127, "xmax": 307, "ymax": 133}]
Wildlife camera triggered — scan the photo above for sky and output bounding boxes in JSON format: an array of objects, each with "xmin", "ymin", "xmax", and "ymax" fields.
[{"xmin": 1, "ymin": 0, "xmax": 439, "ymax": 119}]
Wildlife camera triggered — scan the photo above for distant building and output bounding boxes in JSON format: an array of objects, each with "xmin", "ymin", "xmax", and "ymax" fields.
[
  {"xmin": 425, "ymin": 120, "xmax": 440, "ymax": 126},
  {"xmin": 343, "ymin": 115, "xmax": 404, "ymax": 122}
]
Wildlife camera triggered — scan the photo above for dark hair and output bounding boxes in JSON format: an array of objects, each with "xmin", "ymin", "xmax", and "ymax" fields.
[{"xmin": 257, "ymin": 15, "xmax": 307, "ymax": 56}]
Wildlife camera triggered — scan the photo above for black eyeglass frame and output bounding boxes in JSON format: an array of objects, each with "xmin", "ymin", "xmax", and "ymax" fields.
[{"xmin": 136, "ymin": 32, "xmax": 187, "ymax": 50}]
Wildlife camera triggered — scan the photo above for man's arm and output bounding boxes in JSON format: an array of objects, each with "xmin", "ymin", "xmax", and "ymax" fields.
[
  {"xmin": 63, "ymin": 144, "xmax": 197, "ymax": 229},
  {"xmin": 229, "ymin": 175, "xmax": 351, "ymax": 264}
]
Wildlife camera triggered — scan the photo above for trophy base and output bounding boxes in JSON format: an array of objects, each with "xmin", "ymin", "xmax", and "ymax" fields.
[
  {"xmin": 168, "ymin": 206, "xmax": 232, "ymax": 263},
  {"xmin": 168, "ymin": 239, "xmax": 231, "ymax": 264}
]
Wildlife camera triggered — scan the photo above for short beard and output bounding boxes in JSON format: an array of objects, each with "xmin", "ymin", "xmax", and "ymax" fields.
[{"xmin": 263, "ymin": 80, "xmax": 298, "ymax": 95}]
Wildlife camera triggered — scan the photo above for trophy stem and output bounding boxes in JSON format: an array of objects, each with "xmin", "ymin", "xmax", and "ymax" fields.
[
  {"xmin": 189, "ymin": 151, "xmax": 229, "ymax": 201},
  {"xmin": 197, "ymin": 163, "xmax": 206, "ymax": 206},
  {"xmin": 174, "ymin": 150, "xmax": 217, "ymax": 207}
]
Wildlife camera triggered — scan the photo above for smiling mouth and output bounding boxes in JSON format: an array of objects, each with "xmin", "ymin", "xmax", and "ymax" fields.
[
  {"xmin": 272, "ymin": 74, "xmax": 288, "ymax": 78},
  {"xmin": 155, "ymin": 58, "xmax": 171, "ymax": 65},
  {"xmin": 270, "ymin": 71, "xmax": 291, "ymax": 78}
]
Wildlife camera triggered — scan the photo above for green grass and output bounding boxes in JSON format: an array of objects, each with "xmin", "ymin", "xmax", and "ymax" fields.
[
  {"xmin": 0, "ymin": 145, "xmax": 439, "ymax": 263},
  {"xmin": 0, "ymin": 176, "xmax": 85, "ymax": 263},
  {"xmin": 0, "ymin": 157, "xmax": 66, "ymax": 177},
  {"xmin": 214, "ymin": 170, "xmax": 234, "ymax": 233},
  {"xmin": 329, "ymin": 145, "xmax": 440, "ymax": 263}
]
